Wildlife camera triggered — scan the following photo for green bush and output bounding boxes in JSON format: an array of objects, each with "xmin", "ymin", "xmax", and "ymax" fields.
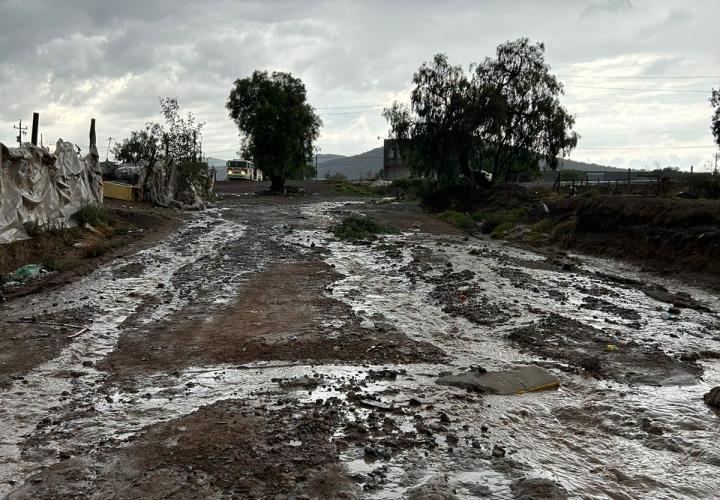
[
  {"xmin": 471, "ymin": 210, "xmax": 488, "ymax": 221},
  {"xmin": 552, "ymin": 217, "xmax": 577, "ymax": 240},
  {"xmin": 491, "ymin": 222, "xmax": 515, "ymax": 239},
  {"xmin": 438, "ymin": 211, "xmax": 478, "ymax": 233},
  {"xmin": 75, "ymin": 204, "xmax": 108, "ymax": 227},
  {"xmin": 480, "ymin": 208, "xmax": 528, "ymax": 235},
  {"xmin": 333, "ymin": 216, "xmax": 394, "ymax": 240},
  {"xmin": 532, "ymin": 217, "xmax": 555, "ymax": 234}
]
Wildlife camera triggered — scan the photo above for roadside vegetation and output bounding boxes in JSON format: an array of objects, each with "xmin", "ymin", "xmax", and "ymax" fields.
[
  {"xmin": 333, "ymin": 216, "xmax": 395, "ymax": 241},
  {"xmin": 0, "ymin": 204, "xmax": 142, "ymax": 284}
]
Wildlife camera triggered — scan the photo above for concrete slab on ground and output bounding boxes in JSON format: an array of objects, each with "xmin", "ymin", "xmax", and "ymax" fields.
[{"xmin": 437, "ymin": 365, "xmax": 560, "ymax": 395}]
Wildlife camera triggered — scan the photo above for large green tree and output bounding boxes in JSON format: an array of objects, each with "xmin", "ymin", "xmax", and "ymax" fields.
[
  {"xmin": 226, "ymin": 71, "xmax": 322, "ymax": 191},
  {"xmin": 384, "ymin": 38, "xmax": 578, "ymax": 185}
]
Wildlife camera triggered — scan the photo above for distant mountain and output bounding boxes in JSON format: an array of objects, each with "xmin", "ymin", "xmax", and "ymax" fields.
[
  {"xmin": 315, "ymin": 153, "xmax": 346, "ymax": 164},
  {"xmin": 317, "ymin": 147, "xmax": 383, "ymax": 180},
  {"xmin": 555, "ymin": 158, "xmax": 623, "ymax": 172},
  {"xmin": 313, "ymin": 148, "xmax": 621, "ymax": 181}
]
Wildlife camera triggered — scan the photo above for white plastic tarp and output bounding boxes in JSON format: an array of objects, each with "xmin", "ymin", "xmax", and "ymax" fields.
[{"xmin": 0, "ymin": 140, "xmax": 103, "ymax": 244}]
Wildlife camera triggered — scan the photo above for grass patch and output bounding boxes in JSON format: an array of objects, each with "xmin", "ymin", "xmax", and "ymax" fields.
[
  {"xmin": 437, "ymin": 211, "xmax": 478, "ymax": 233},
  {"xmin": 531, "ymin": 217, "xmax": 555, "ymax": 234},
  {"xmin": 327, "ymin": 173, "xmax": 388, "ymax": 197},
  {"xmin": 75, "ymin": 203, "xmax": 109, "ymax": 227},
  {"xmin": 335, "ymin": 182, "xmax": 377, "ymax": 197},
  {"xmin": 333, "ymin": 216, "xmax": 394, "ymax": 241},
  {"xmin": 481, "ymin": 208, "xmax": 527, "ymax": 235},
  {"xmin": 471, "ymin": 210, "xmax": 488, "ymax": 221},
  {"xmin": 552, "ymin": 217, "xmax": 577, "ymax": 241},
  {"xmin": 491, "ymin": 222, "xmax": 516, "ymax": 239}
]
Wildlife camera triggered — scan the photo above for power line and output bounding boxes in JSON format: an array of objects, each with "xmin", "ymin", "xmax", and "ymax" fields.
[
  {"xmin": 578, "ymin": 128, "xmax": 709, "ymax": 138},
  {"xmin": 558, "ymin": 74, "xmax": 720, "ymax": 80},
  {"xmin": 575, "ymin": 145, "xmax": 714, "ymax": 150},
  {"xmin": 565, "ymin": 84, "xmax": 712, "ymax": 94},
  {"xmin": 315, "ymin": 104, "xmax": 387, "ymax": 109}
]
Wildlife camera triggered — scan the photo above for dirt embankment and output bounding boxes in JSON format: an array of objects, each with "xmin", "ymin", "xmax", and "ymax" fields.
[
  {"xmin": 552, "ymin": 195, "xmax": 720, "ymax": 275},
  {"xmin": 452, "ymin": 184, "xmax": 720, "ymax": 283},
  {"xmin": 0, "ymin": 201, "xmax": 183, "ymax": 302}
]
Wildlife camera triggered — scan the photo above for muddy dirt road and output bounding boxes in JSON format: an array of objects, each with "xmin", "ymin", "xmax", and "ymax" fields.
[{"xmin": 1, "ymin": 185, "xmax": 719, "ymax": 499}]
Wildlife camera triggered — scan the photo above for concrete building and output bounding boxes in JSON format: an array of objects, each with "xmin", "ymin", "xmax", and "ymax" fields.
[{"xmin": 383, "ymin": 139, "xmax": 411, "ymax": 180}]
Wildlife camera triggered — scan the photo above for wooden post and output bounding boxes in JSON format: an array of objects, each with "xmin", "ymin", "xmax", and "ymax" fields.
[
  {"xmin": 31, "ymin": 112, "xmax": 39, "ymax": 146},
  {"xmin": 89, "ymin": 118, "xmax": 96, "ymax": 148},
  {"xmin": 193, "ymin": 131, "xmax": 197, "ymax": 161}
]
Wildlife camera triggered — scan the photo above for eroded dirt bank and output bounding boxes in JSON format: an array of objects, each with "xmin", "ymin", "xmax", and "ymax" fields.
[{"xmin": 1, "ymin": 186, "xmax": 719, "ymax": 499}]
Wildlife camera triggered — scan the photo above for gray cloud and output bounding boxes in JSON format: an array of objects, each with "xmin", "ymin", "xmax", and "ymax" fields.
[
  {"xmin": 581, "ymin": 0, "xmax": 633, "ymax": 17},
  {"xmin": 0, "ymin": 0, "xmax": 718, "ymax": 168}
]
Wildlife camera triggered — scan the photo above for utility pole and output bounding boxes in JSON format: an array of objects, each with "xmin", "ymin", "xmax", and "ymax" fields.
[
  {"xmin": 106, "ymin": 137, "xmax": 112, "ymax": 161},
  {"xmin": 13, "ymin": 119, "xmax": 27, "ymax": 145},
  {"xmin": 31, "ymin": 112, "xmax": 39, "ymax": 146},
  {"xmin": 715, "ymin": 152, "xmax": 719, "ymax": 176},
  {"xmin": 315, "ymin": 153, "xmax": 318, "ymax": 181}
]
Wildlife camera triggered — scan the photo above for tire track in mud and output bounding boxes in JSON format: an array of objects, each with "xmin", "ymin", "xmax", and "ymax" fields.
[
  {"xmin": 1, "ymin": 200, "xmax": 447, "ymax": 498},
  {"xmin": 0, "ymin": 209, "xmax": 247, "ymax": 496},
  {"xmin": 3, "ymin": 198, "xmax": 720, "ymax": 498},
  {"xmin": 284, "ymin": 201, "xmax": 720, "ymax": 499}
]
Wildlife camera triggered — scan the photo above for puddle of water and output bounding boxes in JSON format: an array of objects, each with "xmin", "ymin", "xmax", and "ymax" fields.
[
  {"xmin": 292, "ymin": 202, "xmax": 720, "ymax": 499},
  {"xmin": 2, "ymin": 199, "xmax": 719, "ymax": 499},
  {"xmin": 0, "ymin": 209, "xmax": 247, "ymax": 495}
]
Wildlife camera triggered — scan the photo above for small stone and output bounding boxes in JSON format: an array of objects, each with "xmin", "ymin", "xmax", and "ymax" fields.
[{"xmin": 704, "ymin": 387, "xmax": 720, "ymax": 408}]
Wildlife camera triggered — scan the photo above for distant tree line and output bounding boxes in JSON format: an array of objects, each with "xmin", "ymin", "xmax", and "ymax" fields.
[{"xmin": 383, "ymin": 38, "xmax": 578, "ymax": 187}]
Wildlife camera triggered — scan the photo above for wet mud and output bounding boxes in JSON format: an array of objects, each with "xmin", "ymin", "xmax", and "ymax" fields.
[{"xmin": 1, "ymin": 190, "xmax": 719, "ymax": 499}]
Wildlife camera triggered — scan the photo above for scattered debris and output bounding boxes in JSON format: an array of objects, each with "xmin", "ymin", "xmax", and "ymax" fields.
[{"xmin": 10, "ymin": 265, "xmax": 43, "ymax": 281}]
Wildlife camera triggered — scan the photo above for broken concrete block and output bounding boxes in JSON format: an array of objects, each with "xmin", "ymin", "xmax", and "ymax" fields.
[{"xmin": 437, "ymin": 365, "xmax": 560, "ymax": 395}]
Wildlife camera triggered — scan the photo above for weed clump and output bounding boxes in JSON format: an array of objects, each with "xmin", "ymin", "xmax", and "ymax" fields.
[
  {"xmin": 481, "ymin": 208, "xmax": 526, "ymax": 235},
  {"xmin": 552, "ymin": 217, "xmax": 577, "ymax": 241},
  {"xmin": 437, "ymin": 211, "xmax": 478, "ymax": 233},
  {"xmin": 75, "ymin": 204, "xmax": 109, "ymax": 227},
  {"xmin": 333, "ymin": 216, "xmax": 394, "ymax": 241}
]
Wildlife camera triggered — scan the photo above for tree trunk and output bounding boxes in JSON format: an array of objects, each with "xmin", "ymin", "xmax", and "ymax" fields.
[
  {"xmin": 270, "ymin": 175, "xmax": 285, "ymax": 192},
  {"xmin": 458, "ymin": 151, "xmax": 476, "ymax": 187}
]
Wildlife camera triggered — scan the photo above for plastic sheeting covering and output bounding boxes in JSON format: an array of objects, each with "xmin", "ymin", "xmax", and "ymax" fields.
[{"xmin": 0, "ymin": 140, "xmax": 103, "ymax": 244}]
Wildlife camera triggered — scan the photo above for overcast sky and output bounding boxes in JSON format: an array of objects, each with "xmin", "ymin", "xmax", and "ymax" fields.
[{"xmin": 1, "ymin": 0, "xmax": 718, "ymax": 170}]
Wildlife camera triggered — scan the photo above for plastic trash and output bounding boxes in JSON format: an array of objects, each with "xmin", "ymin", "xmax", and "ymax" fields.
[
  {"xmin": 11, "ymin": 264, "xmax": 42, "ymax": 281},
  {"xmin": 606, "ymin": 344, "xmax": 618, "ymax": 352}
]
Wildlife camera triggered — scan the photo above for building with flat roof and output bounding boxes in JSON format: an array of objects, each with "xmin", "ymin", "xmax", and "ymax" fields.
[{"xmin": 383, "ymin": 139, "xmax": 411, "ymax": 180}]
